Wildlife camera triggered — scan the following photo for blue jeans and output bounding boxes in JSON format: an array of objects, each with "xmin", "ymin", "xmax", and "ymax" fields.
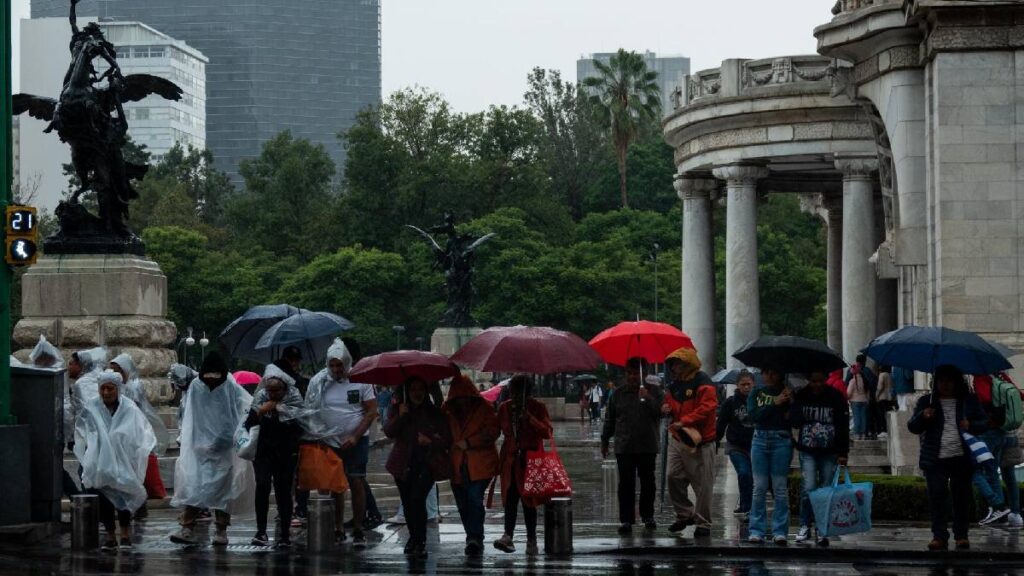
[
  {"xmin": 750, "ymin": 430, "xmax": 793, "ymax": 538},
  {"xmin": 1001, "ymin": 435, "xmax": 1021, "ymax": 515},
  {"xmin": 452, "ymin": 471, "xmax": 489, "ymax": 542},
  {"xmin": 851, "ymin": 402, "xmax": 868, "ymax": 436},
  {"xmin": 973, "ymin": 429, "xmax": 1006, "ymax": 508},
  {"xmin": 798, "ymin": 452, "xmax": 838, "ymax": 528},
  {"xmin": 728, "ymin": 449, "xmax": 753, "ymax": 513}
]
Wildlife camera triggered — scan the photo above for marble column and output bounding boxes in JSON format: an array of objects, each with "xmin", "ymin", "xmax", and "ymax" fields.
[
  {"xmin": 675, "ymin": 175, "xmax": 717, "ymax": 371},
  {"xmin": 835, "ymin": 155, "xmax": 878, "ymax": 364},
  {"xmin": 825, "ymin": 198, "xmax": 843, "ymax": 354},
  {"xmin": 713, "ymin": 165, "xmax": 768, "ymax": 368}
]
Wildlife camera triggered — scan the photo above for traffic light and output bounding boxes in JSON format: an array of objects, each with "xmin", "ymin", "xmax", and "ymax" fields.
[{"xmin": 5, "ymin": 206, "xmax": 39, "ymax": 266}]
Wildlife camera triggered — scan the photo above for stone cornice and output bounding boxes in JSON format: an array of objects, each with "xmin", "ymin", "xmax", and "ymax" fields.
[
  {"xmin": 713, "ymin": 165, "xmax": 770, "ymax": 185},
  {"xmin": 916, "ymin": 5, "xmax": 1024, "ymax": 61},
  {"xmin": 835, "ymin": 155, "xmax": 879, "ymax": 180},
  {"xmin": 674, "ymin": 176, "xmax": 718, "ymax": 201}
]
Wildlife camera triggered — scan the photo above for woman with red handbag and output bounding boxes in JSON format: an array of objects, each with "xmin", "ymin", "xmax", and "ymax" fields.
[{"xmin": 494, "ymin": 375, "xmax": 552, "ymax": 556}]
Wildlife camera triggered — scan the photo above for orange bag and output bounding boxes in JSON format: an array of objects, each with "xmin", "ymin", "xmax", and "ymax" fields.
[{"xmin": 297, "ymin": 443, "xmax": 349, "ymax": 493}]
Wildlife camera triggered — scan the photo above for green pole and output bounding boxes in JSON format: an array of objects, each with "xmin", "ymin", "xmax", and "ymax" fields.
[{"xmin": 0, "ymin": 0, "xmax": 14, "ymax": 425}]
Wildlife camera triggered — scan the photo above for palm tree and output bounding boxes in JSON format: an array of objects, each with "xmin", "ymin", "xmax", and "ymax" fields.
[{"xmin": 583, "ymin": 49, "xmax": 661, "ymax": 209}]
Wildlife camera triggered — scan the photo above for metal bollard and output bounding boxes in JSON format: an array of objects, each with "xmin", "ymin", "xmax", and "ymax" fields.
[
  {"xmin": 71, "ymin": 494, "xmax": 100, "ymax": 550},
  {"xmin": 307, "ymin": 493, "xmax": 336, "ymax": 553},
  {"xmin": 602, "ymin": 459, "xmax": 618, "ymax": 492},
  {"xmin": 544, "ymin": 497, "xmax": 573, "ymax": 554}
]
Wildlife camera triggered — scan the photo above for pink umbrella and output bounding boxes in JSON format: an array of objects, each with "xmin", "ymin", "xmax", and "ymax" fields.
[
  {"xmin": 480, "ymin": 381, "xmax": 507, "ymax": 403},
  {"xmin": 233, "ymin": 371, "xmax": 262, "ymax": 386}
]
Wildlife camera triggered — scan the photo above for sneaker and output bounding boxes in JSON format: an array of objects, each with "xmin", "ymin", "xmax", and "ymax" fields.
[
  {"xmin": 1008, "ymin": 513, "xmax": 1023, "ymax": 528},
  {"xmin": 643, "ymin": 518, "xmax": 657, "ymax": 531},
  {"xmin": 352, "ymin": 530, "xmax": 367, "ymax": 548},
  {"xmin": 101, "ymin": 539, "xmax": 118, "ymax": 552},
  {"xmin": 668, "ymin": 519, "xmax": 691, "ymax": 535},
  {"xmin": 795, "ymin": 526, "xmax": 811, "ymax": 543},
  {"xmin": 747, "ymin": 534, "xmax": 764, "ymax": 544},
  {"xmin": 525, "ymin": 540, "xmax": 539, "ymax": 556},
  {"xmin": 985, "ymin": 507, "xmax": 1010, "ymax": 526},
  {"xmin": 275, "ymin": 539, "xmax": 292, "ymax": 550},
  {"xmin": 250, "ymin": 532, "xmax": 270, "ymax": 547},
  {"xmin": 364, "ymin": 515, "xmax": 383, "ymax": 530},
  {"xmin": 816, "ymin": 537, "xmax": 830, "ymax": 548},
  {"xmin": 119, "ymin": 537, "xmax": 133, "ymax": 550},
  {"xmin": 493, "ymin": 534, "xmax": 515, "ymax": 553},
  {"xmin": 773, "ymin": 535, "xmax": 788, "ymax": 546},
  {"xmin": 464, "ymin": 539, "xmax": 483, "ymax": 556},
  {"xmin": 617, "ymin": 523, "xmax": 633, "ymax": 535},
  {"xmin": 169, "ymin": 527, "xmax": 196, "ymax": 545},
  {"xmin": 978, "ymin": 506, "xmax": 995, "ymax": 525},
  {"xmin": 693, "ymin": 527, "xmax": 711, "ymax": 538},
  {"xmin": 212, "ymin": 530, "xmax": 229, "ymax": 546},
  {"xmin": 927, "ymin": 538, "xmax": 948, "ymax": 551},
  {"xmin": 955, "ymin": 539, "xmax": 970, "ymax": 550},
  {"xmin": 877, "ymin": 432, "xmax": 888, "ymax": 439},
  {"xmin": 386, "ymin": 514, "xmax": 406, "ymax": 525}
]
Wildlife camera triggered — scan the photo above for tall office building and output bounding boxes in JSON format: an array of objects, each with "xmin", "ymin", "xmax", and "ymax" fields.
[
  {"xmin": 577, "ymin": 51, "xmax": 691, "ymax": 116},
  {"xmin": 32, "ymin": 0, "xmax": 383, "ymax": 185},
  {"xmin": 19, "ymin": 17, "xmax": 207, "ymax": 212}
]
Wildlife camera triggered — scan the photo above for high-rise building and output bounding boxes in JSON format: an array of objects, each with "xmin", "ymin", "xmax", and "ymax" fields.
[
  {"xmin": 577, "ymin": 51, "xmax": 691, "ymax": 116},
  {"xmin": 18, "ymin": 17, "xmax": 207, "ymax": 212},
  {"xmin": 32, "ymin": 0, "xmax": 384, "ymax": 185}
]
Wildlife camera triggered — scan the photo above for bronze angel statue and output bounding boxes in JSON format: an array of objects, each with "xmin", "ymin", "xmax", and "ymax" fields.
[
  {"xmin": 12, "ymin": 0, "xmax": 182, "ymax": 252},
  {"xmin": 407, "ymin": 213, "xmax": 496, "ymax": 327}
]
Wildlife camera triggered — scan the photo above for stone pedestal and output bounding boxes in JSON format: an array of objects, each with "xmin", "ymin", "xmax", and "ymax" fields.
[{"xmin": 13, "ymin": 255, "xmax": 178, "ymax": 402}]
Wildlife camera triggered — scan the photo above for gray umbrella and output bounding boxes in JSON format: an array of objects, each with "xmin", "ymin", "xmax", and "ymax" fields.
[{"xmin": 254, "ymin": 311, "xmax": 355, "ymax": 365}]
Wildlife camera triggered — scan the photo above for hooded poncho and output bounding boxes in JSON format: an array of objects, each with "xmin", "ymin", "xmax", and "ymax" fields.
[
  {"xmin": 250, "ymin": 363, "xmax": 309, "ymax": 422},
  {"xmin": 30, "ymin": 335, "xmax": 64, "ymax": 369},
  {"xmin": 112, "ymin": 352, "xmax": 171, "ymax": 456},
  {"xmin": 74, "ymin": 370, "xmax": 156, "ymax": 512},
  {"xmin": 67, "ymin": 347, "xmax": 108, "ymax": 439},
  {"xmin": 171, "ymin": 352, "xmax": 255, "ymax": 514},
  {"xmin": 302, "ymin": 338, "xmax": 370, "ymax": 447}
]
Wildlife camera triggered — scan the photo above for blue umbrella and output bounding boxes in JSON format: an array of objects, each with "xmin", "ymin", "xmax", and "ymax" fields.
[
  {"xmin": 254, "ymin": 311, "xmax": 355, "ymax": 365},
  {"xmin": 863, "ymin": 326, "xmax": 1013, "ymax": 375},
  {"xmin": 219, "ymin": 304, "xmax": 306, "ymax": 363}
]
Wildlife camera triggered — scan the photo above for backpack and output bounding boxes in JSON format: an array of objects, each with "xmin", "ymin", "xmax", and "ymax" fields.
[{"xmin": 992, "ymin": 375, "xmax": 1024, "ymax": 432}]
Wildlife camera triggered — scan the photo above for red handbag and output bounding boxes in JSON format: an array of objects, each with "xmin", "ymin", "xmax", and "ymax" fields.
[
  {"xmin": 520, "ymin": 438, "xmax": 572, "ymax": 507},
  {"xmin": 143, "ymin": 453, "xmax": 167, "ymax": 499}
]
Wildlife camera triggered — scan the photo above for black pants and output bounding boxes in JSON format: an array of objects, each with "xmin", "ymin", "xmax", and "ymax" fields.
[
  {"xmin": 254, "ymin": 451, "xmax": 297, "ymax": 538},
  {"xmin": 503, "ymin": 479, "xmax": 538, "ymax": 541},
  {"xmin": 396, "ymin": 468, "xmax": 435, "ymax": 546},
  {"xmin": 94, "ymin": 490, "xmax": 131, "ymax": 535},
  {"xmin": 924, "ymin": 456, "xmax": 973, "ymax": 541},
  {"xmin": 615, "ymin": 452, "xmax": 656, "ymax": 524}
]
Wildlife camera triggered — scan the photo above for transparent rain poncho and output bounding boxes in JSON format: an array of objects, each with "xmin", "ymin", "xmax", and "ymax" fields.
[
  {"xmin": 73, "ymin": 371, "xmax": 156, "ymax": 512},
  {"xmin": 112, "ymin": 353, "xmax": 171, "ymax": 456},
  {"xmin": 67, "ymin": 347, "xmax": 108, "ymax": 440},
  {"xmin": 30, "ymin": 335, "xmax": 64, "ymax": 369},
  {"xmin": 250, "ymin": 363, "xmax": 313, "ymax": 423},
  {"xmin": 302, "ymin": 338, "xmax": 356, "ymax": 448},
  {"xmin": 171, "ymin": 374, "xmax": 255, "ymax": 515}
]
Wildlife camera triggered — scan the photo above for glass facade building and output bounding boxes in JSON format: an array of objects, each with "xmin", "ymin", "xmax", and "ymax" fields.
[{"xmin": 32, "ymin": 0, "xmax": 383, "ymax": 184}]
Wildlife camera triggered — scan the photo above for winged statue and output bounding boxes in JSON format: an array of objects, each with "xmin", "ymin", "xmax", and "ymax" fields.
[
  {"xmin": 407, "ymin": 213, "xmax": 496, "ymax": 327},
  {"xmin": 11, "ymin": 0, "xmax": 183, "ymax": 253}
]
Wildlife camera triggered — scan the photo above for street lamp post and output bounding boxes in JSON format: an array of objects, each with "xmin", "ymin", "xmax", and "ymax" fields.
[
  {"xmin": 392, "ymin": 325, "xmax": 405, "ymax": 351},
  {"xmin": 177, "ymin": 327, "xmax": 196, "ymax": 367},
  {"xmin": 650, "ymin": 243, "xmax": 661, "ymax": 322}
]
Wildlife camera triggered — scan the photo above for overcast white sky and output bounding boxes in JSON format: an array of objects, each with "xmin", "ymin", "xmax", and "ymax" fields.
[{"xmin": 12, "ymin": 0, "xmax": 834, "ymax": 111}]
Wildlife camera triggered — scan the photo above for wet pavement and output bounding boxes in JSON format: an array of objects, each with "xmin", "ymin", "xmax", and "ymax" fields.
[{"xmin": 10, "ymin": 420, "xmax": 1024, "ymax": 574}]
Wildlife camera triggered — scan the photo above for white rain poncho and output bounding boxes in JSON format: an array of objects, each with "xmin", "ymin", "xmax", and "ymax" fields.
[
  {"xmin": 302, "ymin": 338, "xmax": 354, "ymax": 448},
  {"xmin": 73, "ymin": 370, "xmax": 156, "ymax": 512},
  {"xmin": 112, "ymin": 353, "xmax": 170, "ymax": 456},
  {"xmin": 250, "ymin": 363, "xmax": 310, "ymax": 423},
  {"xmin": 30, "ymin": 335, "xmax": 64, "ymax": 369},
  {"xmin": 66, "ymin": 347, "xmax": 108, "ymax": 441},
  {"xmin": 171, "ymin": 373, "xmax": 255, "ymax": 514}
]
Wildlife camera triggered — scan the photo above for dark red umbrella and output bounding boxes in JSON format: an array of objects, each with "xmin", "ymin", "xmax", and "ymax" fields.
[
  {"xmin": 349, "ymin": 350, "xmax": 460, "ymax": 386},
  {"xmin": 450, "ymin": 325, "xmax": 602, "ymax": 374},
  {"xmin": 589, "ymin": 320, "xmax": 695, "ymax": 367}
]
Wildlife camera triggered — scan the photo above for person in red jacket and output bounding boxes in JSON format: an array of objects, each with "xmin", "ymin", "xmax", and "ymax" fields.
[{"xmin": 662, "ymin": 346, "xmax": 718, "ymax": 538}]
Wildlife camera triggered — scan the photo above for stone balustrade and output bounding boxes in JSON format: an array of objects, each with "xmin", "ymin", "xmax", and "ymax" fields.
[
  {"xmin": 830, "ymin": 0, "xmax": 899, "ymax": 16},
  {"xmin": 680, "ymin": 55, "xmax": 835, "ymax": 108}
]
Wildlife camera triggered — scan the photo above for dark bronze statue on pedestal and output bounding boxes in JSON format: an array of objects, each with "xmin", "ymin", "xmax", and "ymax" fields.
[{"xmin": 12, "ymin": 0, "xmax": 183, "ymax": 255}]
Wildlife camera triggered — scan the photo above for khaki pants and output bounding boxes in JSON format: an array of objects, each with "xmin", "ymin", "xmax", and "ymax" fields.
[{"xmin": 666, "ymin": 436, "xmax": 715, "ymax": 528}]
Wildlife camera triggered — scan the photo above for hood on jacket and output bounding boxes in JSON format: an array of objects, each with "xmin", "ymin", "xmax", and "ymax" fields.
[
  {"xmin": 73, "ymin": 347, "xmax": 108, "ymax": 373},
  {"xmin": 262, "ymin": 362, "xmax": 297, "ymax": 388},
  {"xmin": 110, "ymin": 353, "xmax": 139, "ymax": 382},
  {"xmin": 666, "ymin": 347, "xmax": 701, "ymax": 382},
  {"xmin": 168, "ymin": 363, "xmax": 197, "ymax": 391},
  {"xmin": 446, "ymin": 374, "xmax": 480, "ymax": 402},
  {"xmin": 325, "ymin": 338, "xmax": 353, "ymax": 373},
  {"xmin": 97, "ymin": 369, "xmax": 125, "ymax": 391},
  {"xmin": 29, "ymin": 335, "xmax": 63, "ymax": 368},
  {"xmin": 199, "ymin": 351, "xmax": 229, "ymax": 386}
]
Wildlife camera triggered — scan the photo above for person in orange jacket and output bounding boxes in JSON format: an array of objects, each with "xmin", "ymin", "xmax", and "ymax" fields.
[
  {"xmin": 493, "ymin": 375, "xmax": 552, "ymax": 556},
  {"xmin": 662, "ymin": 347, "xmax": 718, "ymax": 538},
  {"xmin": 442, "ymin": 375, "xmax": 500, "ymax": 556}
]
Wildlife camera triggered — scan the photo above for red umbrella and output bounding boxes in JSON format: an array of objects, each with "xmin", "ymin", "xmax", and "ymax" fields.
[
  {"xmin": 589, "ymin": 320, "xmax": 695, "ymax": 366},
  {"xmin": 349, "ymin": 350, "xmax": 460, "ymax": 387},
  {"xmin": 451, "ymin": 325, "xmax": 602, "ymax": 374}
]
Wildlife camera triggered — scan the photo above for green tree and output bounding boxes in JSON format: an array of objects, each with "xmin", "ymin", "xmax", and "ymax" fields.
[
  {"xmin": 147, "ymin": 143, "xmax": 235, "ymax": 227},
  {"xmin": 582, "ymin": 49, "xmax": 661, "ymax": 209}
]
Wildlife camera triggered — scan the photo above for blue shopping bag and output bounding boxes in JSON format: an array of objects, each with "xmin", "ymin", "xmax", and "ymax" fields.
[{"xmin": 808, "ymin": 466, "xmax": 873, "ymax": 537}]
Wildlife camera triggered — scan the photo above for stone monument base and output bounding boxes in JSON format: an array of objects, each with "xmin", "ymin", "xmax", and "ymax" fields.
[{"xmin": 13, "ymin": 255, "xmax": 178, "ymax": 402}]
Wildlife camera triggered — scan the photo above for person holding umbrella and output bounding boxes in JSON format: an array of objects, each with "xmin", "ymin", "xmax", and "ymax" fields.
[
  {"xmin": 662, "ymin": 347, "xmax": 717, "ymax": 539},
  {"xmin": 908, "ymin": 365, "xmax": 988, "ymax": 551},
  {"xmin": 442, "ymin": 374, "xmax": 499, "ymax": 556},
  {"xmin": 383, "ymin": 376, "xmax": 452, "ymax": 558},
  {"xmin": 716, "ymin": 369, "xmax": 756, "ymax": 520},
  {"xmin": 747, "ymin": 366, "xmax": 794, "ymax": 546},
  {"xmin": 494, "ymin": 375, "xmax": 552, "ymax": 555},
  {"xmin": 601, "ymin": 357, "xmax": 664, "ymax": 535}
]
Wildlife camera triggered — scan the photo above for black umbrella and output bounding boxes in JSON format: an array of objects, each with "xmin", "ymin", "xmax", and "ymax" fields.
[
  {"xmin": 253, "ymin": 311, "xmax": 356, "ymax": 366},
  {"xmin": 219, "ymin": 304, "xmax": 306, "ymax": 363},
  {"xmin": 732, "ymin": 335, "xmax": 846, "ymax": 374}
]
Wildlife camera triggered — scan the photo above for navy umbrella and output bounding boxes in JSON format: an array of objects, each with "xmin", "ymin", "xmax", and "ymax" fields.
[
  {"xmin": 219, "ymin": 304, "xmax": 306, "ymax": 363},
  {"xmin": 864, "ymin": 326, "xmax": 1013, "ymax": 375},
  {"xmin": 254, "ymin": 310, "xmax": 355, "ymax": 365},
  {"xmin": 732, "ymin": 335, "xmax": 846, "ymax": 374}
]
